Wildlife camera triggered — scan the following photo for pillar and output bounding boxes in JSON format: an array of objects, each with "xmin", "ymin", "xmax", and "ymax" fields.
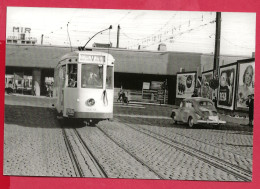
[{"xmin": 32, "ymin": 68, "xmax": 42, "ymax": 96}]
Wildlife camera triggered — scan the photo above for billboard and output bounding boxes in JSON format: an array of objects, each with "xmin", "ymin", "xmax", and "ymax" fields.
[
  {"xmin": 201, "ymin": 71, "xmax": 214, "ymax": 100},
  {"xmin": 217, "ymin": 64, "xmax": 237, "ymax": 110},
  {"xmin": 176, "ymin": 72, "xmax": 196, "ymax": 98},
  {"xmin": 236, "ymin": 60, "xmax": 255, "ymax": 110}
]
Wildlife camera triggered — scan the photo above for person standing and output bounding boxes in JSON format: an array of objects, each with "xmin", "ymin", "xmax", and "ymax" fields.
[
  {"xmin": 246, "ymin": 94, "xmax": 254, "ymax": 126},
  {"xmin": 191, "ymin": 89, "xmax": 198, "ymax": 97}
]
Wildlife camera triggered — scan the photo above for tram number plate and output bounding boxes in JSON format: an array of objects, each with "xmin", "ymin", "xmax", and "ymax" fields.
[{"xmin": 86, "ymin": 108, "xmax": 97, "ymax": 111}]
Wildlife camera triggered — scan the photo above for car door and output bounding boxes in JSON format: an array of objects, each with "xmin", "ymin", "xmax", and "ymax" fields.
[
  {"xmin": 179, "ymin": 101, "xmax": 187, "ymax": 122},
  {"xmin": 182, "ymin": 101, "xmax": 192, "ymax": 122}
]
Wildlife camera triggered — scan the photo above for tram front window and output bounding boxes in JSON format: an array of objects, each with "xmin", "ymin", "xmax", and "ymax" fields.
[{"xmin": 81, "ymin": 64, "xmax": 103, "ymax": 88}]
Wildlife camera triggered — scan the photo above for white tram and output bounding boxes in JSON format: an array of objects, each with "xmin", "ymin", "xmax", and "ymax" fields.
[{"xmin": 54, "ymin": 51, "xmax": 115, "ymax": 124}]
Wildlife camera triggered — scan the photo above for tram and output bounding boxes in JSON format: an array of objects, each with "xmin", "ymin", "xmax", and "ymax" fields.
[{"xmin": 54, "ymin": 50, "xmax": 115, "ymax": 125}]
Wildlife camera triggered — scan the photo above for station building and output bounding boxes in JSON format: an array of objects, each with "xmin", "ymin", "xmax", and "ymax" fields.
[{"xmin": 5, "ymin": 43, "xmax": 251, "ymax": 105}]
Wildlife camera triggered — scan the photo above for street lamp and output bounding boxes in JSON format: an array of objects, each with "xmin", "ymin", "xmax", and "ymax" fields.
[{"xmin": 79, "ymin": 25, "xmax": 113, "ymax": 50}]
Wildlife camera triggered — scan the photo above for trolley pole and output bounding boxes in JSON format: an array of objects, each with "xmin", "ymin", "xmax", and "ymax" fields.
[
  {"xmin": 116, "ymin": 25, "xmax": 121, "ymax": 48},
  {"xmin": 41, "ymin": 34, "xmax": 44, "ymax": 45},
  {"xmin": 213, "ymin": 12, "xmax": 221, "ymax": 75}
]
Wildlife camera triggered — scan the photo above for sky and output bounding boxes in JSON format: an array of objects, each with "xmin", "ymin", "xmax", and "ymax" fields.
[{"xmin": 6, "ymin": 7, "xmax": 256, "ymax": 57}]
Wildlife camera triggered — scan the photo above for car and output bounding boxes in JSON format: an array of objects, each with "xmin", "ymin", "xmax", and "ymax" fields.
[{"xmin": 170, "ymin": 97, "xmax": 226, "ymax": 128}]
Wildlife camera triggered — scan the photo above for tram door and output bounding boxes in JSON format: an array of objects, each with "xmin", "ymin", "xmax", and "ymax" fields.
[{"xmin": 57, "ymin": 65, "xmax": 66, "ymax": 113}]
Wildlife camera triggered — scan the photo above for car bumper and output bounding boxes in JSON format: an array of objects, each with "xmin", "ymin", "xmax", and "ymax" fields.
[{"xmin": 197, "ymin": 120, "xmax": 226, "ymax": 125}]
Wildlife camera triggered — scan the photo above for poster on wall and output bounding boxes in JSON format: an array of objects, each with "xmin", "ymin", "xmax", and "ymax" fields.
[
  {"xmin": 217, "ymin": 64, "xmax": 237, "ymax": 110},
  {"xmin": 201, "ymin": 71, "xmax": 214, "ymax": 100},
  {"xmin": 150, "ymin": 81, "xmax": 164, "ymax": 90},
  {"xmin": 236, "ymin": 60, "xmax": 255, "ymax": 110},
  {"xmin": 142, "ymin": 82, "xmax": 150, "ymax": 90},
  {"xmin": 176, "ymin": 72, "xmax": 196, "ymax": 98}
]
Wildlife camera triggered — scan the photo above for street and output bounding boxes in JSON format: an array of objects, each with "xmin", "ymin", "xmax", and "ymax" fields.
[{"xmin": 4, "ymin": 95, "xmax": 253, "ymax": 181}]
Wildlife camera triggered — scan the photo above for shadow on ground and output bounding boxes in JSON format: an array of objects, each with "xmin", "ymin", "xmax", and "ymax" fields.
[{"xmin": 4, "ymin": 105, "xmax": 87, "ymax": 129}]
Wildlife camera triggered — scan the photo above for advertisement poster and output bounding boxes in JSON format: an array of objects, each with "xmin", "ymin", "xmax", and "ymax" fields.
[
  {"xmin": 236, "ymin": 61, "xmax": 255, "ymax": 110},
  {"xmin": 201, "ymin": 71, "xmax": 213, "ymax": 100},
  {"xmin": 176, "ymin": 72, "xmax": 196, "ymax": 98},
  {"xmin": 217, "ymin": 64, "xmax": 237, "ymax": 110},
  {"xmin": 150, "ymin": 81, "xmax": 163, "ymax": 90}
]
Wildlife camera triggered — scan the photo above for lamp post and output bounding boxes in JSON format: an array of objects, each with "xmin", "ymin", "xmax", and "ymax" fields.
[{"xmin": 79, "ymin": 25, "xmax": 113, "ymax": 50}]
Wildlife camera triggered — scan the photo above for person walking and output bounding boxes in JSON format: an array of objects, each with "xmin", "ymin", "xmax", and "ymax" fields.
[
  {"xmin": 117, "ymin": 88, "xmax": 123, "ymax": 102},
  {"xmin": 246, "ymin": 94, "xmax": 254, "ymax": 126}
]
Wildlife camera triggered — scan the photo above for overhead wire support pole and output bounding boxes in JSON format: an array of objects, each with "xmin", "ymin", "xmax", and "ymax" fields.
[
  {"xmin": 82, "ymin": 25, "xmax": 113, "ymax": 49},
  {"xmin": 116, "ymin": 25, "xmax": 120, "ymax": 48},
  {"xmin": 213, "ymin": 12, "xmax": 221, "ymax": 74},
  {"xmin": 41, "ymin": 34, "xmax": 44, "ymax": 45}
]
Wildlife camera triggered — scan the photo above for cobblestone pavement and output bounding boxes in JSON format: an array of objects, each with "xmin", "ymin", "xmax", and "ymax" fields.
[
  {"xmin": 3, "ymin": 95, "xmax": 254, "ymax": 181},
  {"xmin": 72, "ymin": 125, "xmax": 160, "ymax": 179},
  {"xmin": 117, "ymin": 117, "xmax": 253, "ymax": 159},
  {"xmin": 97, "ymin": 120, "xmax": 251, "ymax": 181},
  {"xmin": 4, "ymin": 105, "xmax": 76, "ymax": 177}
]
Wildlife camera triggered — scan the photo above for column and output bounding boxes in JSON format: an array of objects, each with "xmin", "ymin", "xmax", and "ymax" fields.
[{"xmin": 32, "ymin": 68, "xmax": 41, "ymax": 96}]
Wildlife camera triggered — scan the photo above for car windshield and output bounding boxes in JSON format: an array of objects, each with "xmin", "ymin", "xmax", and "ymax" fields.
[{"xmin": 199, "ymin": 101, "xmax": 213, "ymax": 106}]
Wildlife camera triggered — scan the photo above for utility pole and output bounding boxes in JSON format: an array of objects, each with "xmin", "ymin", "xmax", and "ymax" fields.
[
  {"xmin": 41, "ymin": 34, "xmax": 44, "ymax": 45},
  {"xmin": 214, "ymin": 12, "xmax": 221, "ymax": 75},
  {"xmin": 116, "ymin": 25, "xmax": 121, "ymax": 48}
]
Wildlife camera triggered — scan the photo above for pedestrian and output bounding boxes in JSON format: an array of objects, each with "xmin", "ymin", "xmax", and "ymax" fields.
[
  {"xmin": 192, "ymin": 89, "xmax": 198, "ymax": 97},
  {"xmin": 33, "ymin": 85, "xmax": 36, "ymax": 96},
  {"xmin": 213, "ymin": 97, "xmax": 218, "ymax": 108},
  {"xmin": 246, "ymin": 94, "xmax": 254, "ymax": 126},
  {"xmin": 117, "ymin": 88, "xmax": 123, "ymax": 102}
]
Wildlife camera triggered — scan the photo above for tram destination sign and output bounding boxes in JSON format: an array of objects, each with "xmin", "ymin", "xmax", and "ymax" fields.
[{"xmin": 78, "ymin": 54, "xmax": 105, "ymax": 64}]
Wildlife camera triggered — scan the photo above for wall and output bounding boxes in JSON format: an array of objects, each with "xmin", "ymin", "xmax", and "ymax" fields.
[{"xmin": 167, "ymin": 52, "xmax": 202, "ymax": 75}]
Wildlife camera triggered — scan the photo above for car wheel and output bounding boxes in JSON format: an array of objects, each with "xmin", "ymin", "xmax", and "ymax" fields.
[{"xmin": 188, "ymin": 116, "xmax": 194, "ymax": 128}]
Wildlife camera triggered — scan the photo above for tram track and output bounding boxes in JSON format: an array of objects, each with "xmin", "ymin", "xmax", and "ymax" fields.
[
  {"xmin": 117, "ymin": 116, "xmax": 252, "ymax": 159},
  {"xmin": 61, "ymin": 118, "xmax": 252, "ymax": 180},
  {"xmin": 61, "ymin": 128, "xmax": 84, "ymax": 177},
  {"xmin": 73, "ymin": 128, "xmax": 108, "ymax": 178},
  {"xmin": 122, "ymin": 122, "xmax": 252, "ymax": 181},
  {"xmin": 61, "ymin": 127, "xmax": 108, "ymax": 178},
  {"xmin": 96, "ymin": 125, "xmax": 166, "ymax": 179}
]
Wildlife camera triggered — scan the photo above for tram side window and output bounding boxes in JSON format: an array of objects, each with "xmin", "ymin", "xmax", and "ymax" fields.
[
  {"xmin": 68, "ymin": 64, "xmax": 77, "ymax": 88},
  {"xmin": 81, "ymin": 64, "xmax": 103, "ymax": 88},
  {"xmin": 106, "ymin": 66, "xmax": 113, "ymax": 89}
]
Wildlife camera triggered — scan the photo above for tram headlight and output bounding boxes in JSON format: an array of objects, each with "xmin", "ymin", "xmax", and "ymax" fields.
[{"xmin": 86, "ymin": 98, "xmax": 95, "ymax": 106}]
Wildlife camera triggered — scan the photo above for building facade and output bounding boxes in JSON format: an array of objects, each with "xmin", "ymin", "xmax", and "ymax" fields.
[{"xmin": 5, "ymin": 44, "xmax": 252, "ymax": 105}]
